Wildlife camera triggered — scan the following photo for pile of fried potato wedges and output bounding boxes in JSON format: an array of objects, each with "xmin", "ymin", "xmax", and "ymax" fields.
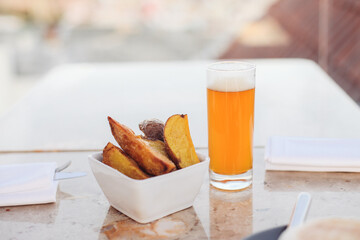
[{"xmin": 103, "ymin": 114, "xmax": 200, "ymax": 179}]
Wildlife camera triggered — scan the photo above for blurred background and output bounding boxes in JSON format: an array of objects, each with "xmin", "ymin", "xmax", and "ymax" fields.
[{"xmin": 0, "ymin": 0, "xmax": 359, "ymax": 114}]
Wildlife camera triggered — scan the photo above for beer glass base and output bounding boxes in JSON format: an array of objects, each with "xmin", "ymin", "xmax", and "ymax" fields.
[{"xmin": 209, "ymin": 169, "xmax": 252, "ymax": 191}]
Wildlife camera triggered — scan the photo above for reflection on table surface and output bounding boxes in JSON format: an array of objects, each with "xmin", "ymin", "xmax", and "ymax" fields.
[
  {"xmin": 1, "ymin": 149, "xmax": 360, "ymax": 239},
  {"xmin": 210, "ymin": 187, "xmax": 252, "ymax": 239},
  {"xmin": 102, "ymin": 207, "xmax": 207, "ymax": 239}
]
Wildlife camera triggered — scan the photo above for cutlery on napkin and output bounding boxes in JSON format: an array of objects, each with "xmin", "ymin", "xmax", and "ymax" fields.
[
  {"xmin": 0, "ymin": 162, "xmax": 86, "ymax": 207},
  {"xmin": 54, "ymin": 160, "xmax": 87, "ymax": 180},
  {"xmin": 265, "ymin": 136, "xmax": 360, "ymax": 172}
]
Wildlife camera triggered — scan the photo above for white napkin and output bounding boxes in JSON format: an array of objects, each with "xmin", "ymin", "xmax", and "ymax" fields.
[
  {"xmin": 0, "ymin": 162, "xmax": 59, "ymax": 206},
  {"xmin": 265, "ymin": 136, "xmax": 360, "ymax": 172}
]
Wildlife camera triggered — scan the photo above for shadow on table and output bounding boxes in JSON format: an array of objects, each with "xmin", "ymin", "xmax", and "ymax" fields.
[
  {"xmin": 264, "ymin": 171, "xmax": 360, "ymax": 192},
  {"xmin": 100, "ymin": 206, "xmax": 207, "ymax": 239}
]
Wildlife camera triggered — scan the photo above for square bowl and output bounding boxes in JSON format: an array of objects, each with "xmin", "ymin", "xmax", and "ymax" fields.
[{"xmin": 88, "ymin": 152, "xmax": 209, "ymax": 223}]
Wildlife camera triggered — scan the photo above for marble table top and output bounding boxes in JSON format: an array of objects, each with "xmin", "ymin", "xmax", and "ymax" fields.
[
  {"xmin": 1, "ymin": 59, "xmax": 360, "ymax": 239},
  {"xmin": 2, "ymin": 149, "xmax": 360, "ymax": 240}
]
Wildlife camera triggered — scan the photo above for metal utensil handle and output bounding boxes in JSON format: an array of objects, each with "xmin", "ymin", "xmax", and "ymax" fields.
[
  {"xmin": 289, "ymin": 192, "xmax": 312, "ymax": 228},
  {"xmin": 54, "ymin": 171, "xmax": 87, "ymax": 180},
  {"xmin": 55, "ymin": 160, "xmax": 71, "ymax": 173}
]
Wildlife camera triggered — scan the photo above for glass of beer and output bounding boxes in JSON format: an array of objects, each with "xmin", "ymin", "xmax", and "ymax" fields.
[{"xmin": 207, "ymin": 61, "xmax": 255, "ymax": 191}]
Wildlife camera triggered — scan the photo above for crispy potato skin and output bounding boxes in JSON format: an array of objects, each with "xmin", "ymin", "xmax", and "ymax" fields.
[
  {"xmin": 103, "ymin": 142, "xmax": 150, "ymax": 180},
  {"xmin": 108, "ymin": 117, "xmax": 176, "ymax": 175},
  {"xmin": 139, "ymin": 119, "xmax": 165, "ymax": 141},
  {"xmin": 164, "ymin": 114, "xmax": 200, "ymax": 169}
]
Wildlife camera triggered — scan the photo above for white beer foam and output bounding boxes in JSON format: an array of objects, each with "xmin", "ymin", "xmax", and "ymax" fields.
[{"xmin": 207, "ymin": 77, "xmax": 255, "ymax": 92}]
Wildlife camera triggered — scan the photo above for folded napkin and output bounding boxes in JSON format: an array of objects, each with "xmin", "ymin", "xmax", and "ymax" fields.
[
  {"xmin": 265, "ymin": 136, "xmax": 360, "ymax": 172},
  {"xmin": 0, "ymin": 162, "xmax": 58, "ymax": 207}
]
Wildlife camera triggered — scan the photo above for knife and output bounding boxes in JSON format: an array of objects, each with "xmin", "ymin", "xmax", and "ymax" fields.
[{"xmin": 54, "ymin": 171, "xmax": 87, "ymax": 180}]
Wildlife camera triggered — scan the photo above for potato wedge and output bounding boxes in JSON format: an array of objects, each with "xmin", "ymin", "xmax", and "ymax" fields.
[
  {"xmin": 102, "ymin": 142, "xmax": 150, "ymax": 180},
  {"xmin": 108, "ymin": 117, "xmax": 176, "ymax": 175},
  {"xmin": 139, "ymin": 119, "xmax": 165, "ymax": 141},
  {"xmin": 164, "ymin": 114, "xmax": 199, "ymax": 168}
]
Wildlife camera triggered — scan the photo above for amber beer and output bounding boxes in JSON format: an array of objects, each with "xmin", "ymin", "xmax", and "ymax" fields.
[
  {"xmin": 207, "ymin": 62, "xmax": 255, "ymax": 190},
  {"xmin": 207, "ymin": 88, "xmax": 254, "ymax": 174}
]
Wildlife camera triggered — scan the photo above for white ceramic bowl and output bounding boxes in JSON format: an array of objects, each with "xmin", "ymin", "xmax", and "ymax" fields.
[{"xmin": 88, "ymin": 152, "xmax": 209, "ymax": 223}]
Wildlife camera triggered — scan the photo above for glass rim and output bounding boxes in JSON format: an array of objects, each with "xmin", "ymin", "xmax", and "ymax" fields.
[{"xmin": 207, "ymin": 61, "xmax": 256, "ymax": 72}]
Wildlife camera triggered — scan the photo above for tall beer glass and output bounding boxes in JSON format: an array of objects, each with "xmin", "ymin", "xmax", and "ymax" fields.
[{"xmin": 207, "ymin": 61, "xmax": 255, "ymax": 190}]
